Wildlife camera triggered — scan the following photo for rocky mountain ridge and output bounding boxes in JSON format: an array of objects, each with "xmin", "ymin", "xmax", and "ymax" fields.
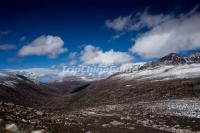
[{"xmin": 140, "ymin": 52, "xmax": 200, "ymax": 70}]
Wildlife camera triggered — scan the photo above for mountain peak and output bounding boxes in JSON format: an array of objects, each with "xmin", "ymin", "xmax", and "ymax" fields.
[
  {"xmin": 159, "ymin": 53, "xmax": 186, "ymax": 65},
  {"xmin": 186, "ymin": 51, "xmax": 200, "ymax": 63}
]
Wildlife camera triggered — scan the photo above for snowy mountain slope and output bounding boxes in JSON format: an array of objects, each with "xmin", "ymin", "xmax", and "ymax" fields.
[
  {"xmin": 0, "ymin": 71, "xmax": 60, "ymax": 107},
  {"xmin": 112, "ymin": 64, "xmax": 200, "ymax": 81},
  {"xmin": 8, "ymin": 68, "xmax": 59, "ymax": 82},
  {"xmin": 111, "ymin": 52, "xmax": 200, "ymax": 81},
  {"xmin": 0, "ymin": 72, "xmax": 27, "ymax": 88},
  {"xmin": 7, "ymin": 67, "xmax": 110, "ymax": 82}
]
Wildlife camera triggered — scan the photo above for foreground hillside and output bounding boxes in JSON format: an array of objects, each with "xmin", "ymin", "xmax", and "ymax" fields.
[
  {"xmin": 1, "ymin": 77, "xmax": 200, "ymax": 133},
  {"xmin": 68, "ymin": 78, "xmax": 200, "ymax": 109},
  {"xmin": 0, "ymin": 72, "xmax": 71, "ymax": 110}
]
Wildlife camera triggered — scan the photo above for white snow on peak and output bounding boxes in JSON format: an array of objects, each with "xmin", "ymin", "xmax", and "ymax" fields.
[
  {"xmin": 8, "ymin": 68, "xmax": 59, "ymax": 82},
  {"xmin": 112, "ymin": 64, "xmax": 200, "ymax": 81}
]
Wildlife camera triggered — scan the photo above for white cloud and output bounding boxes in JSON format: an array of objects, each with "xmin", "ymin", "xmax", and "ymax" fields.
[
  {"xmin": 81, "ymin": 45, "xmax": 133, "ymax": 65},
  {"xmin": 18, "ymin": 35, "xmax": 67, "ymax": 58},
  {"xmin": 133, "ymin": 12, "xmax": 171, "ymax": 30},
  {"xmin": 130, "ymin": 11, "xmax": 200, "ymax": 58},
  {"xmin": 112, "ymin": 34, "xmax": 122, "ymax": 40},
  {"xmin": 105, "ymin": 12, "xmax": 171, "ymax": 32},
  {"xmin": 106, "ymin": 7, "xmax": 200, "ymax": 58},
  {"xmin": 111, "ymin": 32, "xmax": 127, "ymax": 40},
  {"xmin": 105, "ymin": 15, "xmax": 132, "ymax": 32},
  {"xmin": 0, "ymin": 44, "xmax": 16, "ymax": 50},
  {"xmin": 68, "ymin": 52, "xmax": 77, "ymax": 65}
]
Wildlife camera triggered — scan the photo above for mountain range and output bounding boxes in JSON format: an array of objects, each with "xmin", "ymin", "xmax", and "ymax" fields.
[{"xmin": 1, "ymin": 51, "xmax": 200, "ymax": 132}]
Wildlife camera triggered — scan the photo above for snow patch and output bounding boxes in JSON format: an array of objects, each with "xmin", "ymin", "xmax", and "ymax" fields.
[
  {"xmin": 113, "ymin": 64, "xmax": 200, "ymax": 81},
  {"xmin": 0, "ymin": 80, "xmax": 18, "ymax": 88}
]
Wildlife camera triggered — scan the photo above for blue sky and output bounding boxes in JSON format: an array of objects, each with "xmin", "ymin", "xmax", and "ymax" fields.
[{"xmin": 0, "ymin": 0, "xmax": 200, "ymax": 69}]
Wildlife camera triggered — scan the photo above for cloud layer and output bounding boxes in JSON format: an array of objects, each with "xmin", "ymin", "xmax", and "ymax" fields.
[
  {"xmin": 68, "ymin": 52, "xmax": 77, "ymax": 65},
  {"xmin": 105, "ymin": 12, "xmax": 171, "ymax": 32},
  {"xmin": 105, "ymin": 15, "xmax": 132, "ymax": 32},
  {"xmin": 81, "ymin": 45, "xmax": 133, "ymax": 65},
  {"xmin": 106, "ymin": 8, "xmax": 200, "ymax": 58},
  {"xmin": 18, "ymin": 35, "xmax": 67, "ymax": 58},
  {"xmin": 130, "ymin": 11, "xmax": 200, "ymax": 58}
]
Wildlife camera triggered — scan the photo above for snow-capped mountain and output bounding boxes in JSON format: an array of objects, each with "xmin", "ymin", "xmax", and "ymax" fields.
[
  {"xmin": 4, "ymin": 52, "xmax": 200, "ymax": 83},
  {"xmin": 160, "ymin": 53, "xmax": 186, "ymax": 65},
  {"xmin": 0, "ymin": 71, "xmax": 61, "ymax": 107},
  {"xmin": 111, "ymin": 52, "xmax": 200, "ymax": 81},
  {"xmin": 7, "ymin": 67, "xmax": 113, "ymax": 82},
  {"xmin": 0, "ymin": 72, "xmax": 19, "ymax": 88},
  {"xmin": 140, "ymin": 52, "xmax": 200, "ymax": 70},
  {"xmin": 112, "ymin": 64, "xmax": 200, "ymax": 81},
  {"xmin": 0, "ymin": 71, "xmax": 39, "ymax": 88},
  {"xmin": 186, "ymin": 52, "xmax": 200, "ymax": 63},
  {"xmin": 8, "ymin": 68, "xmax": 60, "ymax": 83}
]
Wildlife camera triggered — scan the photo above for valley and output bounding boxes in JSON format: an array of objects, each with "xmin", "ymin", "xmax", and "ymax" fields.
[{"xmin": 1, "ymin": 53, "xmax": 200, "ymax": 133}]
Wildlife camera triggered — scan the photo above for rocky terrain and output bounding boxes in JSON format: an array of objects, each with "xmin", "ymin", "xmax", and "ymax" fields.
[
  {"xmin": 1, "ymin": 52, "xmax": 200, "ymax": 132},
  {"xmin": 1, "ymin": 98, "xmax": 200, "ymax": 133},
  {"xmin": 139, "ymin": 52, "xmax": 200, "ymax": 70}
]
